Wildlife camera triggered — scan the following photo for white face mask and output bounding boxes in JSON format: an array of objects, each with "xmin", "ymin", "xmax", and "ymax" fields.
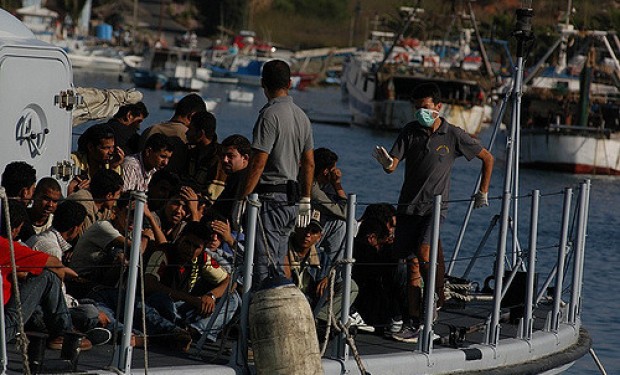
[{"xmin": 415, "ymin": 108, "xmax": 439, "ymax": 127}]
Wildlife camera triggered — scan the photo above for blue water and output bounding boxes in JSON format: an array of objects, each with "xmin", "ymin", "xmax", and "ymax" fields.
[{"xmin": 74, "ymin": 71, "xmax": 620, "ymax": 374}]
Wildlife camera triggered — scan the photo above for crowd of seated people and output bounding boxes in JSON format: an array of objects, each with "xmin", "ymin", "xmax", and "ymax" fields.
[{"xmin": 0, "ymin": 93, "xmax": 420, "ymax": 359}]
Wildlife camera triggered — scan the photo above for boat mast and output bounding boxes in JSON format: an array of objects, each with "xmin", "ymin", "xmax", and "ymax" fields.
[
  {"xmin": 488, "ymin": 0, "xmax": 534, "ymax": 347},
  {"xmin": 556, "ymin": 0, "xmax": 572, "ymax": 74}
]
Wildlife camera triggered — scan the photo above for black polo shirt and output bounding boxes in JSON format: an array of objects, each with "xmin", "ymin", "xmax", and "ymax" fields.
[{"xmin": 389, "ymin": 118, "xmax": 482, "ymax": 216}]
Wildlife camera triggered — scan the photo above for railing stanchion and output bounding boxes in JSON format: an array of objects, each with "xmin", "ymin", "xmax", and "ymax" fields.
[
  {"xmin": 569, "ymin": 183, "xmax": 588, "ymax": 324},
  {"xmin": 337, "ymin": 194, "xmax": 356, "ymax": 361},
  {"xmin": 552, "ymin": 188, "xmax": 572, "ymax": 330},
  {"xmin": 421, "ymin": 195, "xmax": 441, "ymax": 354},
  {"xmin": 523, "ymin": 190, "xmax": 539, "ymax": 340}
]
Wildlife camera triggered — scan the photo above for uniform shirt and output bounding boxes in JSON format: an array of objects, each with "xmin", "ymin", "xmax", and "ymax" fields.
[
  {"xmin": 252, "ymin": 96, "xmax": 313, "ymax": 184},
  {"xmin": 390, "ymin": 118, "xmax": 483, "ymax": 216},
  {"xmin": 0, "ymin": 237, "xmax": 50, "ymax": 304}
]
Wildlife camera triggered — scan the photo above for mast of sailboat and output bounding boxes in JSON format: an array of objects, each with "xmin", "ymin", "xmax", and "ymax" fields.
[{"xmin": 466, "ymin": 0, "xmax": 494, "ymax": 79}]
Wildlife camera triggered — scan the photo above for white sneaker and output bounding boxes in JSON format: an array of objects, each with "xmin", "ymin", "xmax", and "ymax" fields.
[{"xmin": 349, "ymin": 312, "xmax": 375, "ymax": 333}]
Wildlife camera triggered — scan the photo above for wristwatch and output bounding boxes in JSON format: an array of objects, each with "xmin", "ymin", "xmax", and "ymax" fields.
[{"xmin": 206, "ymin": 292, "xmax": 216, "ymax": 302}]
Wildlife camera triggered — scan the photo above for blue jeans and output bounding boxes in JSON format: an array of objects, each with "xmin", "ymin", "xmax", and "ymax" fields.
[
  {"xmin": 145, "ymin": 291, "xmax": 239, "ymax": 342},
  {"xmin": 254, "ymin": 192, "xmax": 297, "ymax": 286},
  {"xmin": 5, "ymin": 270, "xmax": 72, "ymax": 341},
  {"xmin": 316, "ymin": 219, "xmax": 347, "ymax": 281}
]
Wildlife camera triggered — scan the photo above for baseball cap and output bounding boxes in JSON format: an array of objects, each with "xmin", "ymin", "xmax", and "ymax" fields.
[{"xmin": 307, "ymin": 210, "xmax": 323, "ymax": 231}]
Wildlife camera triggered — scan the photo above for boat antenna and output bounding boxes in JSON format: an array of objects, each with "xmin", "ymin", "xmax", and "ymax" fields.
[{"xmin": 487, "ymin": 0, "xmax": 534, "ymax": 347}]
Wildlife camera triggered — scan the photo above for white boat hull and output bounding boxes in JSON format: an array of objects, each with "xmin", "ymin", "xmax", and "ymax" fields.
[
  {"xmin": 521, "ymin": 128, "xmax": 620, "ymax": 175},
  {"xmin": 68, "ymin": 53, "xmax": 124, "ymax": 72}
]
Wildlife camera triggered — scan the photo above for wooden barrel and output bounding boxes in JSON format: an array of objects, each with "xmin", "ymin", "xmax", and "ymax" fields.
[{"xmin": 249, "ymin": 285, "xmax": 323, "ymax": 374}]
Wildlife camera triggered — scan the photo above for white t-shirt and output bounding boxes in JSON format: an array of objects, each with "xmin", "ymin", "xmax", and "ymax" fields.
[{"xmin": 70, "ymin": 221, "xmax": 122, "ymax": 276}]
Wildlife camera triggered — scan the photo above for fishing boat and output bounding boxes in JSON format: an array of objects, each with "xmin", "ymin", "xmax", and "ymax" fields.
[
  {"xmin": 0, "ymin": 6, "xmax": 603, "ymax": 375},
  {"xmin": 341, "ymin": 7, "xmax": 490, "ymax": 134},
  {"xmin": 519, "ymin": 10, "xmax": 620, "ymax": 175}
]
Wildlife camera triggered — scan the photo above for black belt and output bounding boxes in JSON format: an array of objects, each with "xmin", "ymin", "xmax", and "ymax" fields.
[{"xmin": 255, "ymin": 183, "xmax": 288, "ymax": 194}]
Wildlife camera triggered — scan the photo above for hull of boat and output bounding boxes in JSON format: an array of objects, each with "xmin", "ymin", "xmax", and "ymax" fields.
[
  {"xmin": 342, "ymin": 56, "xmax": 487, "ymax": 134},
  {"xmin": 521, "ymin": 129, "xmax": 620, "ymax": 175},
  {"xmin": 68, "ymin": 53, "xmax": 124, "ymax": 72}
]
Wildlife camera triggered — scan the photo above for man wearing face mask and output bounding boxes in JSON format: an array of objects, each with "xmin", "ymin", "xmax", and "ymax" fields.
[{"xmin": 372, "ymin": 83, "xmax": 494, "ymax": 343}]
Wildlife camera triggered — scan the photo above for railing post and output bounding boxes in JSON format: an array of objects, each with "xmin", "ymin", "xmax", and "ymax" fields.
[
  {"xmin": 337, "ymin": 194, "xmax": 356, "ymax": 360},
  {"xmin": 523, "ymin": 190, "xmax": 539, "ymax": 340},
  {"xmin": 237, "ymin": 194, "xmax": 260, "ymax": 366},
  {"xmin": 421, "ymin": 195, "xmax": 441, "ymax": 354},
  {"xmin": 569, "ymin": 181, "xmax": 590, "ymax": 324},
  {"xmin": 114, "ymin": 191, "xmax": 146, "ymax": 373},
  {"xmin": 552, "ymin": 188, "xmax": 572, "ymax": 331},
  {"xmin": 488, "ymin": 191, "xmax": 511, "ymax": 346}
]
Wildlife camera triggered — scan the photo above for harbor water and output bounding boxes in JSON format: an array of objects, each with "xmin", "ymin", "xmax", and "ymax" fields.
[{"xmin": 73, "ymin": 71, "xmax": 619, "ymax": 374}]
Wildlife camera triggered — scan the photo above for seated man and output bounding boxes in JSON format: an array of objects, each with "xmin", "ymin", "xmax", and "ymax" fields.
[
  {"xmin": 1, "ymin": 200, "xmax": 90, "ymax": 350},
  {"xmin": 143, "ymin": 222, "xmax": 239, "ymax": 351},
  {"xmin": 26, "ymin": 201, "xmax": 111, "ymax": 345},
  {"xmin": 212, "ymin": 134, "xmax": 250, "ymax": 222},
  {"xmin": 106, "ymin": 102, "xmax": 149, "ymax": 155},
  {"xmin": 69, "ymin": 124, "xmax": 124, "ymax": 195},
  {"xmin": 122, "ymin": 133, "xmax": 174, "ymax": 192},
  {"xmin": 67, "ymin": 169, "xmax": 123, "ymax": 233},
  {"xmin": 152, "ymin": 186, "xmax": 201, "ymax": 241},
  {"xmin": 201, "ymin": 209, "xmax": 244, "ymax": 281},
  {"xmin": 352, "ymin": 217, "xmax": 403, "ymax": 337},
  {"xmin": 1, "ymin": 161, "xmax": 37, "ymax": 240},
  {"xmin": 283, "ymin": 211, "xmax": 358, "ymax": 339},
  {"xmin": 28, "ymin": 178, "xmax": 62, "ymax": 234},
  {"xmin": 147, "ymin": 170, "xmax": 181, "ymax": 212},
  {"xmin": 68, "ymin": 192, "xmax": 165, "ymax": 294},
  {"xmin": 311, "ymin": 148, "xmax": 348, "ymax": 280}
]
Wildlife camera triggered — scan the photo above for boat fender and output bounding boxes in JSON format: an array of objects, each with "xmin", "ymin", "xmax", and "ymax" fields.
[{"xmin": 249, "ymin": 284, "xmax": 323, "ymax": 375}]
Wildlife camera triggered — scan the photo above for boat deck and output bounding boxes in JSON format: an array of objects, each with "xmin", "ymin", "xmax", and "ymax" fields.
[{"xmin": 5, "ymin": 299, "xmax": 589, "ymax": 374}]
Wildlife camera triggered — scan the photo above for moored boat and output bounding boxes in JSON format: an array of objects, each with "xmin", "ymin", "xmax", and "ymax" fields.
[
  {"xmin": 341, "ymin": 7, "xmax": 490, "ymax": 134},
  {"xmin": 0, "ymin": 6, "xmax": 601, "ymax": 375},
  {"xmin": 519, "ymin": 7, "xmax": 620, "ymax": 175}
]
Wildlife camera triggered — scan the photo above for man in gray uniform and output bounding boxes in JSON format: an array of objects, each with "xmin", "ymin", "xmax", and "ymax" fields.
[
  {"xmin": 236, "ymin": 59, "xmax": 315, "ymax": 288},
  {"xmin": 374, "ymin": 83, "xmax": 494, "ymax": 342}
]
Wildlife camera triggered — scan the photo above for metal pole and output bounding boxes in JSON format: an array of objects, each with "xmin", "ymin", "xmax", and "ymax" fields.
[
  {"xmin": 421, "ymin": 195, "xmax": 441, "ymax": 354},
  {"xmin": 552, "ymin": 188, "xmax": 572, "ymax": 331},
  {"xmin": 575, "ymin": 180, "xmax": 591, "ymax": 318},
  {"xmin": 237, "ymin": 194, "xmax": 260, "ymax": 367},
  {"xmin": 462, "ymin": 215, "xmax": 500, "ymax": 279},
  {"xmin": 500, "ymin": 257, "xmax": 523, "ymax": 301},
  {"xmin": 337, "ymin": 194, "xmax": 356, "ymax": 360},
  {"xmin": 115, "ymin": 191, "xmax": 146, "ymax": 373},
  {"xmin": 523, "ymin": 190, "xmax": 539, "ymax": 340},
  {"xmin": 489, "ymin": 190, "xmax": 510, "ymax": 346},
  {"xmin": 589, "ymin": 348, "xmax": 609, "ymax": 375},
  {"xmin": 449, "ymin": 86, "xmax": 508, "ymax": 276},
  {"xmin": 569, "ymin": 182, "xmax": 587, "ymax": 324}
]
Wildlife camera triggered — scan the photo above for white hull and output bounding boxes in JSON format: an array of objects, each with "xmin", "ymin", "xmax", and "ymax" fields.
[
  {"xmin": 521, "ymin": 127, "xmax": 620, "ymax": 175},
  {"xmin": 68, "ymin": 53, "xmax": 124, "ymax": 72}
]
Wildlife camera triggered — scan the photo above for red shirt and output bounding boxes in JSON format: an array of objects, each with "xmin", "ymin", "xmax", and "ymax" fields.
[{"xmin": 0, "ymin": 237, "xmax": 50, "ymax": 304}]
